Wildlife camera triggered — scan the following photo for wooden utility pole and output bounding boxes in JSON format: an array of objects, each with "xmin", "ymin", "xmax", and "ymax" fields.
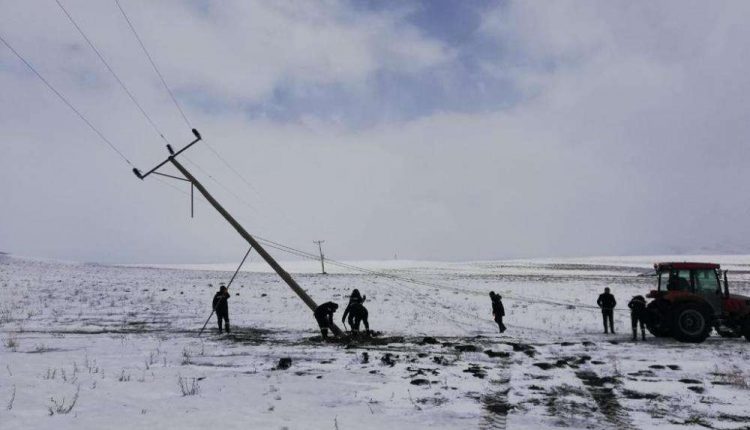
[
  {"xmin": 313, "ymin": 240, "xmax": 326, "ymax": 274},
  {"xmin": 133, "ymin": 130, "xmax": 342, "ymax": 337}
]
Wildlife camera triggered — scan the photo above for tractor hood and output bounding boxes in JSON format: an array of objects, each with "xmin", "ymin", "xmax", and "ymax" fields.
[{"xmin": 725, "ymin": 293, "xmax": 750, "ymax": 315}]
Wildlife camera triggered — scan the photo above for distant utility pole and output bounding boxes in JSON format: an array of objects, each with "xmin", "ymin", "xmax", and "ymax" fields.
[{"xmin": 313, "ymin": 240, "xmax": 327, "ymax": 274}]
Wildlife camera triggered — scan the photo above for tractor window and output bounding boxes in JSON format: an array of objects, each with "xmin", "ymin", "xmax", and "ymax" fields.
[
  {"xmin": 667, "ymin": 270, "xmax": 691, "ymax": 291},
  {"xmin": 693, "ymin": 270, "xmax": 720, "ymax": 294}
]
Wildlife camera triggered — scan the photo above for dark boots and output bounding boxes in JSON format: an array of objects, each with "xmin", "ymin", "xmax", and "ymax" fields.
[{"xmin": 217, "ymin": 315, "xmax": 230, "ymax": 333}]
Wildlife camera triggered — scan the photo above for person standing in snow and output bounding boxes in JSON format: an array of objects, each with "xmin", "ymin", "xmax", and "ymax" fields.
[
  {"xmin": 597, "ymin": 287, "xmax": 617, "ymax": 334},
  {"xmin": 213, "ymin": 284, "xmax": 231, "ymax": 333},
  {"xmin": 628, "ymin": 295, "xmax": 647, "ymax": 341},
  {"xmin": 314, "ymin": 301, "xmax": 339, "ymax": 340},
  {"xmin": 489, "ymin": 291, "xmax": 506, "ymax": 333}
]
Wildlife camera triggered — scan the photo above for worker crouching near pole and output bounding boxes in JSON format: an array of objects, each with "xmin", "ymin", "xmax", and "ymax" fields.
[{"xmin": 314, "ymin": 302, "xmax": 339, "ymax": 340}]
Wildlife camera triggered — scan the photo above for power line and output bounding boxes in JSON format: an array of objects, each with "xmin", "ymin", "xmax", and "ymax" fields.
[
  {"xmin": 182, "ymin": 156, "xmax": 259, "ymax": 214},
  {"xmin": 0, "ymin": 31, "xmax": 134, "ymax": 167},
  {"xmin": 149, "ymin": 166, "xmax": 609, "ymax": 314},
  {"xmin": 202, "ymin": 140, "xmax": 259, "ymax": 193},
  {"xmin": 58, "ymin": 0, "xmax": 253, "ymax": 222},
  {"xmin": 250, "ymin": 234, "xmax": 613, "ymax": 311},
  {"xmin": 55, "ymin": 0, "xmax": 171, "ymax": 145},
  {"xmin": 60, "ymin": 0, "xmax": 258, "ymax": 216},
  {"xmin": 113, "ymin": 0, "xmax": 260, "ymax": 198},
  {"xmin": 96, "ymin": 3, "xmax": 609, "ymax": 313},
  {"xmin": 114, "ymin": 0, "xmax": 191, "ymax": 128}
]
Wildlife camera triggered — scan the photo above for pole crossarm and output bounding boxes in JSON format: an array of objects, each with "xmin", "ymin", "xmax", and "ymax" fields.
[
  {"xmin": 132, "ymin": 130, "xmax": 343, "ymax": 338},
  {"xmin": 132, "ymin": 128, "xmax": 201, "ymax": 179}
]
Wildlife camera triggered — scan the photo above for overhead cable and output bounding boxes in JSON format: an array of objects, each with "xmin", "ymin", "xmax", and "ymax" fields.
[
  {"xmin": 0, "ymin": 31, "xmax": 134, "ymax": 167},
  {"xmin": 114, "ymin": 0, "xmax": 191, "ymax": 128},
  {"xmin": 55, "ymin": 0, "xmax": 171, "ymax": 145},
  {"xmin": 114, "ymin": 0, "xmax": 260, "ymax": 198}
]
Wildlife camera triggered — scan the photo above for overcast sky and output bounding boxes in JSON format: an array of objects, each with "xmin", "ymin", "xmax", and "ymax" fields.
[{"xmin": 1, "ymin": 0, "xmax": 749, "ymax": 264}]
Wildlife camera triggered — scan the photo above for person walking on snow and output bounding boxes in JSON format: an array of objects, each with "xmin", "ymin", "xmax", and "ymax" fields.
[
  {"xmin": 597, "ymin": 287, "xmax": 617, "ymax": 334},
  {"xmin": 628, "ymin": 295, "xmax": 647, "ymax": 341},
  {"xmin": 314, "ymin": 301, "xmax": 339, "ymax": 340},
  {"xmin": 489, "ymin": 291, "xmax": 506, "ymax": 333},
  {"xmin": 212, "ymin": 284, "xmax": 231, "ymax": 333}
]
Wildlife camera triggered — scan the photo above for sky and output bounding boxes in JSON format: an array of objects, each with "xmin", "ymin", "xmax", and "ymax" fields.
[{"xmin": 1, "ymin": 0, "xmax": 750, "ymax": 264}]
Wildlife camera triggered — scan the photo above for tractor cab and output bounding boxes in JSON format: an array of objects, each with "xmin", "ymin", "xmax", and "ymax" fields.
[{"xmin": 651, "ymin": 262, "xmax": 724, "ymax": 316}]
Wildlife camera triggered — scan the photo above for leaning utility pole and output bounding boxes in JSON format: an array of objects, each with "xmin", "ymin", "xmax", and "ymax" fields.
[
  {"xmin": 132, "ymin": 129, "xmax": 342, "ymax": 337},
  {"xmin": 313, "ymin": 240, "xmax": 326, "ymax": 274}
]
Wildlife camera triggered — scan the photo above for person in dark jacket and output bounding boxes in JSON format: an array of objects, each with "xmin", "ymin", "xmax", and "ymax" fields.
[
  {"xmin": 628, "ymin": 295, "xmax": 647, "ymax": 341},
  {"xmin": 348, "ymin": 289, "xmax": 365, "ymax": 304},
  {"xmin": 597, "ymin": 287, "xmax": 617, "ymax": 334},
  {"xmin": 212, "ymin": 285, "xmax": 231, "ymax": 333},
  {"xmin": 342, "ymin": 289, "xmax": 368, "ymax": 332},
  {"xmin": 489, "ymin": 291, "xmax": 506, "ymax": 333},
  {"xmin": 314, "ymin": 301, "xmax": 339, "ymax": 340},
  {"xmin": 342, "ymin": 302, "xmax": 369, "ymax": 334}
]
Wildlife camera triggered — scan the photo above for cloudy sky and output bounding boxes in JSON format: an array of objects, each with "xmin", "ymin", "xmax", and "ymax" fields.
[{"xmin": 1, "ymin": 0, "xmax": 749, "ymax": 264}]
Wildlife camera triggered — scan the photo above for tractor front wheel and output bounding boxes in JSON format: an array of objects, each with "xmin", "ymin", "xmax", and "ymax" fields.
[{"xmin": 671, "ymin": 303, "xmax": 711, "ymax": 343}]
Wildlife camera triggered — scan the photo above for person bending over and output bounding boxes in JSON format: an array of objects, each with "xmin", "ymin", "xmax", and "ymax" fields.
[{"xmin": 314, "ymin": 301, "xmax": 339, "ymax": 340}]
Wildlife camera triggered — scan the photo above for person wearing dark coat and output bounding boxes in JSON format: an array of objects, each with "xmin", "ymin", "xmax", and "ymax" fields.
[
  {"xmin": 212, "ymin": 285, "xmax": 231, "ymax": 333},
  {"xmin": 314, "ymin": 301, "xmax": 339, "ymax": 340},
  {"xmin": 348, "ymin": 289, "xmax": 365, "ymax": 305},
  {"xmin": 342, "ymin": 289, "xmax": 369, "ymax": 333},
  {"xmin": 489, "ymin": 291, "xmax": 506, "ymax": 333},
  {"xmin": 342, "ymin": 303, "xmax": 369, "ymax": 334},
  {"xmin": 597, "ymin": 287, "xmax": 617, "ymax": 334},
  {"xmin": 628, "ymin": 295, "xmax": 647, "ymax": 341}
]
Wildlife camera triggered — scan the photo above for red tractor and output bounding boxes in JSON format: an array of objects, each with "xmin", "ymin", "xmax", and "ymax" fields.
[{"xmin": 645, "ymin": 262, "xmax": 750, "ymax": 343}]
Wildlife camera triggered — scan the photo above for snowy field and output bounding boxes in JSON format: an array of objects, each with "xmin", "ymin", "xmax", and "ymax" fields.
[{"xmin": 1, "ymin": 253, "xmax": 749, "ymax": 429}]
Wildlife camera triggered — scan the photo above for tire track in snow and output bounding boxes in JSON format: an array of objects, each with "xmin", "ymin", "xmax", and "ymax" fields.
[
  {"xmin": 479, "ymin": 369, "xmax": 511, "ymax": 430},
  {"xmin": 575, "ymin": 369, "xmax": 636, "ymax": 430}
]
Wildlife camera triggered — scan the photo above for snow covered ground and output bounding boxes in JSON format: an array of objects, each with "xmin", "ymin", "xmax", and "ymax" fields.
[{"xmin": 1, "ymin": 253, "xmax": 749, "ymax": 429}]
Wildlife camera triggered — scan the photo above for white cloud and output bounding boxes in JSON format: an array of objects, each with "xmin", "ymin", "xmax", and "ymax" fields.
[{"xmin": 2, "ymin": 1, "xmax": 750, "ymax": 262}]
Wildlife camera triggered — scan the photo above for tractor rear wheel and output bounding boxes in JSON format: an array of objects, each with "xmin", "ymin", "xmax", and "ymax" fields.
[
  {"xmin": 743, "ymin": 319, "xmax": 750, "ymax": 342},
  {"xmin": 671, "ymin": 303, "xmax": 711, "ymax": 343}
]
